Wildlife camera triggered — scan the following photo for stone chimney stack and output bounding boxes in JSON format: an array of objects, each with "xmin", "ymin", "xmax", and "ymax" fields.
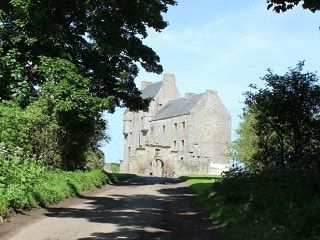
[
  {"xmin": 185, "ymin": 92, "xmax": 195, "ymax": 98},
  {"xmin": 205, "ymin": 89, "xmax": 217, "ymax": 95},
  {"xmin": 141, "ymin": 81, "xmax": 152, "ymax": 91},
  {"xmin": 162, "ymin": 73, "xmax": 175, "ymax": 86}
]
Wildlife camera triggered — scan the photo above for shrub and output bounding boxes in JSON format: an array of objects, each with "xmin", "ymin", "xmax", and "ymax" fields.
[{"xmin": 184, "ymin": 171, "xmax": 320, "ymax": 240}]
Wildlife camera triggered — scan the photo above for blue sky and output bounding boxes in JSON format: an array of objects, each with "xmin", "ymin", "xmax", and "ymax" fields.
[{"xmin": 101, "ymin": 1, "xmax": 320, "ymax": 163}]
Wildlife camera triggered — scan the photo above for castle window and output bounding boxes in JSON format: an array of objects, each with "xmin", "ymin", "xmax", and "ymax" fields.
[
  {"xmin": 174, "ymin": 141, "xmax": 177, "ymax": 150},
  {"xmin": 182, "ymin": 122, "xmax": 186, "ymax": 130},
  {"xmin": 181, "ymin": 140, "xmax": 185, "ymax": 148},
  {"xmin": 174, "ymin": 123, "xmax": 177, "ymax": 131},
  {"xmin": 155, "ymin": 149, "xmax": 161, "ymax": 157},
  {"xmin": 151, "ymin": 126, "xmax": 155, "ymax": 134},
  {"xmin": 181, "ymin": 157, "xmax": 184, "ymax": 160},
  {"xmin": 163, "ymin": 125, "xmax": 166, "ymax": 133}
]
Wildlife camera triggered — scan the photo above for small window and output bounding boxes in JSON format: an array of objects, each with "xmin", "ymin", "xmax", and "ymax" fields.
[
  {"xmin": 130, "ymin": 132, "xmax": 132, "ymax": 136},
  {"xmin": 181, "ymin": 157, "xmax": 184, "ymax": 160},
  {"xmin": 155, "ymin": 149, "xmax": 161, "ymax": 156},
  {"xmin": 141, "ymin": 117, "xmax": 143, "ymax": 123},
  {"xmin": 151, "ymin": 127, "xmax": 155, "ymax": 134},
  {"xmin": 181, "ymin": 140, "xmax": 185, "ymax": 148},
  {"xmin": 182, "ymin": 122, "xmax": 186, "ymax": 130},
  {"xmin": 174, "ymin": 141, "xmax": 177, "ymax": 149},
  {"xmin": 159, "ymin": 104, "xmax": 163, "ymax": 107},
  {"xmin": 163, "ymin": 125, "xmax": 166, "ymax": 133},
  {"xmin": 174, "ymin": 123, "xmax": 177, "ymax": 131}
]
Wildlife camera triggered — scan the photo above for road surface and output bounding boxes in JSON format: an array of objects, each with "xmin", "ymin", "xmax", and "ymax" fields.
[{"xmin": 1, "ymin": 177, "xmax": 218, "ymax": 240}]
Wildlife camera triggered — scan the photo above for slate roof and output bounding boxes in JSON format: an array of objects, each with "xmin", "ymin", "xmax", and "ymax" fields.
[
  {"xmin": 124, "ymin": 81, "xmax": 163, "ymax": 114},
  {"xmin": 141, "ymin": 81, "xmax": 163, "ymax": 99},
  {"xmin": 151, "ymin": 93, "xmax": 205, "ymax": 121}
]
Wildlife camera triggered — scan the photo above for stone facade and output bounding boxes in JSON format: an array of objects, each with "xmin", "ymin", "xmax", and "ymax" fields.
[{"xmin": 121, "ymin": 73, "xmax": 231, "ymax": 177}]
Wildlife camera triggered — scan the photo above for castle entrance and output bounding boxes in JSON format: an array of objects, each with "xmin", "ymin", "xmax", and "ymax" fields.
[{"xmin": 152, "ymin": 158, "xmax": 164, "ymax": 177}]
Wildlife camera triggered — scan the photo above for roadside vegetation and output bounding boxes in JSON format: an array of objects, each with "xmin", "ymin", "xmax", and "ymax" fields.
[
  {"xmin": 0, "ymin": 0, "xmax": 174, "ymax": 222},
  {"xmin": 183, "ymin": 171, "xmax": 320, "ymax": 240},
  {"xmin": 183, "ymin": 62, "xmax": 320, "ymax": 240},
  {"xmin": 110, "ymin": 163, "xmax": 121, "ymax": 174}
]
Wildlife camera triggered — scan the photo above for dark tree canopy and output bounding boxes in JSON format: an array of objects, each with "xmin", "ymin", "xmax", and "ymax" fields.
[
  {"xmin": 0, "ymin": 0, "xmax": 176, "ymax": 111},
  {"xmin": 267, "ymin": 0, "xmax": 320, "ymax": 12},
  {"xmin": 0, "ymin": 0, "xmax": 176, "ymax": 170},
  {"xmin": 243, "ymin": 62, "xmax": 320, "ymax": 171}
]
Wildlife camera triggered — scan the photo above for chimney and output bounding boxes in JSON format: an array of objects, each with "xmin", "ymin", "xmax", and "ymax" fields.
[
  {"xmin": 185, "ymin": 92, "xmax": 195, "ymax": 98},
  {"xmin": 206, "ymin": 89, "xmax": 217, "ymax": 95},
  {"xmin": 141, "ymin": 81, "xmax": 152, "ymax": 91},
  {"xmin": 163, "ymin": 73, "xmax": 175, "ymax": 86}
]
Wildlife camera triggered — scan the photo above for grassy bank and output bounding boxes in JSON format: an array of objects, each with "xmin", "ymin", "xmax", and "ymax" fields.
[
  {"xmin": 182, "ymin": 172, "xmax": 320, "ymax": 240},
  {"xmin": 0, "ymin": 168, "xmax": 125, "ymax": 222}
]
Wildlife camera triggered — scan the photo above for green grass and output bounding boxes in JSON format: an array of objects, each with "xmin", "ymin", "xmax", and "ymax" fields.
[
  {"xmin": 110, "ymin": 163, "xmax": 120, "ymax": 173},
  {"xmin": 0, "ymin": 168, "xmax": 133, "ymax": 221},
  {"xmin": 182, "ymin": 171, "xmax": 320, "ymax": 240}
]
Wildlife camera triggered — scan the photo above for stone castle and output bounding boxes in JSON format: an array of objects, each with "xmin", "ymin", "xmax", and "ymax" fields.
[{"xmin": 121, "ymin": 74, "xmax": 231, "ymax": 177}]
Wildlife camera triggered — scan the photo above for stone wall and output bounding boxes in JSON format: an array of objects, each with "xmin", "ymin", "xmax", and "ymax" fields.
[{"xmin": 121, "ymin": 74, "xmax": 231, "ymax": 176}]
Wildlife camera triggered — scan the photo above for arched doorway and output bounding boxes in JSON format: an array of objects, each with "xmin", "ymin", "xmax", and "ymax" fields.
[{"xmin": 153, "ymin": 158, "xmax": 163, "ymax": 177}]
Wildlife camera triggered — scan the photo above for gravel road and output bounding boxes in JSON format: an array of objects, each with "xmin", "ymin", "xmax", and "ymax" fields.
[{"xmin": 1, "ymin": 177, "xmax": 219, "ymax": 240}]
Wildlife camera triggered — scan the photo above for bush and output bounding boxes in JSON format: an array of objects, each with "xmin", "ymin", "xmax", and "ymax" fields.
[
  {"xmin": 110, "ymin": 163, "xmax": 120, "ymax": 173},
  {"xmin": 184, "ymin": 171, "xmax": 320, "ymax": 240},
  {"xmin": 0, "ymin": 145, "xmax": 45, "ymax": 212},
  {"xmin": 0, "ymin": 147, "xmax": 111, "ymax": 217},
  {"xmin": 32, "ymin": 169, "xmax": 109, "ymax": 206}
]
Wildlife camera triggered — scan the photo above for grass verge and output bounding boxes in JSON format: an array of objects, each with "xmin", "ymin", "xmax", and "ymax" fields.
[
  {"xmin": 0, "ymin": 169, "xmax": 134, "ymax": 222},
  {"xmin": 181, "ymin": 171, "xmax": 320, "ymax": 240}
]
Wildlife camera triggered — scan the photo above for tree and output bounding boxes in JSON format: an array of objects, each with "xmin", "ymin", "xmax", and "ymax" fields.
[
  {"xmin": 232, "ymin": 111, "xmax": 259, "ymax": 170},
  {"xmin": 243, "ymin": 62, "xmax": 320, "ymax": 171},
  {"xmin": 267, "ymin": 0, "xmax": 320, "ymax": 13},
  {"xmin": 0, "ymin": 0, "xmax": 176, "ymax": 110},
  {"xmin": 0, "ymin": 0, "xmax": 176, "ymax": 170}
]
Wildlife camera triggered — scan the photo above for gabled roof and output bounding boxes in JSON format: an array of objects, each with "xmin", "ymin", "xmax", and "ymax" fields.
[
  {"xmin": 141, "ymin": 81, "xmax": 163, "ymax": 99},
  {"xmin": 124, "ymin": 81, "xmax": 163, "ymax": 114},
  {"xmin": 151, "ymin": 93, "xmax": 205, "ymax": 121}
]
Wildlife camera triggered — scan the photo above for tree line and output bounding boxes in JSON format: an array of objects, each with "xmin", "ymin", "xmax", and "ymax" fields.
[{"xmin": 0, "ymin": 0, "xmax": 176, "ymax": 170}]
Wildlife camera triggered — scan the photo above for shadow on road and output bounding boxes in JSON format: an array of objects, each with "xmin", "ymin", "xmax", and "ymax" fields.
[
  {"xmin": 114, "ymin": 176, "xmax": 179, "ymax": 186},
  {"xmin": 44, "ymin": 177, "xmax": 218, "ymax": 240}
]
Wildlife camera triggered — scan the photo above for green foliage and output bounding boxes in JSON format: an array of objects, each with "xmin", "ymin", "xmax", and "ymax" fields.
[
  {"xmin": 241, "ymin": 62, "xmax": 320, "ymax": 171},
  {"xmin": 85, "ymin": 148, "xmax": 105, "ymax": 170},
  {"xmin": 110, "ymin": 163, "xmax": 120, "ymax": 173},
  {"xmin": 183, "ymin": 172, "xmax": 320, "ymax": 240},
  {"xmin": 232, "ymin": 112, "xmax": 259, "ymax": 170},
  {"xmin": 0, "ymin": 101, "xmax": 33, "ymax": 151},
  {"xmin": 0, "ymin": 0, "xmax": 176, "ymax": 111},
  {"xmin": 0, "ymin": 0, "xmax": 176, "ymax": 169},
  {"xmin": 0, "ymin": 145, "xmax": 45, "ymax": 212},
  {"xmin": 37, "ymin": 57, "xmax": 109, "ymax": 170},
  {"xmin": 0, "ymin": 153, "xmax": 111, "ymax": 216},
  {"xmin": 32, "ymin": 169, "xmax": 109, "ymax": 206},
  {"xmin": 267, "ymin": 0, "xmax": 320, "ymax": 13}
]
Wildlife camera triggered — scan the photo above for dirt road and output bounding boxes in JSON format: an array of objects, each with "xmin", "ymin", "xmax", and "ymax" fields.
[{"xmin": 1, "ymin": 177, "xmax": 218, "ymax": 240}]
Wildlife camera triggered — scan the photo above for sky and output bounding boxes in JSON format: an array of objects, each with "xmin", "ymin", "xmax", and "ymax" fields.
[{"xmin": 101, "ymin": 0, "xmax": 320, "ymax": 163}]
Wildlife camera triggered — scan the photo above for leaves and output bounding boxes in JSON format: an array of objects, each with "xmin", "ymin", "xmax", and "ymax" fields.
[
  {"xmin": 238, "ymin": 62, "xmax": 320, "ymax": 171},
  {"xmin": 266, "ymin": 0, "xmax": 320, "ymax": 13},
  {"xmin": 0, "ymin": 0, "xmax": 176, "ymax": 111}
]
